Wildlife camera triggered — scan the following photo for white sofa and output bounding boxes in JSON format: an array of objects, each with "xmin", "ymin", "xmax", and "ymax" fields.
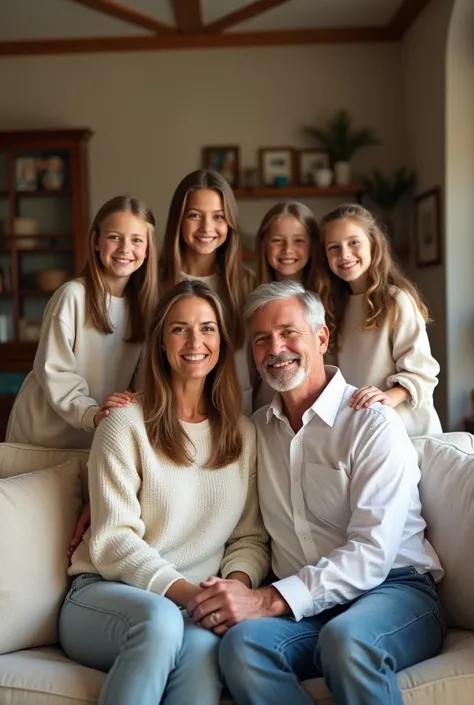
[{"xmin": 1, "ymin": 432, "xmax": 474, "ymax": 705}]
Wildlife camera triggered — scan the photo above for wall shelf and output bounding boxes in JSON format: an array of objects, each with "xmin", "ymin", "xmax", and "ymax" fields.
[{"xmin": 234, "ymin": 184, "xmax": 363, "ymax": 199}]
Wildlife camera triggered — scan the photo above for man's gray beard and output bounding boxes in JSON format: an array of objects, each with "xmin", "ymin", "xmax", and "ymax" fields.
[{"xmin": 261, "ymin": 361, "xmax": 307, "ymax": 392}]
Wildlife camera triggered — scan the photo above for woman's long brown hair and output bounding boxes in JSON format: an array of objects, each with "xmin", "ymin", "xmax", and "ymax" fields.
[
  {"xmin": 159, "ymin": 170, "xmax": 250, "ymax": 349},
  {"xmin": 254, "ymin": 201, "xmax": 320, "ymax": 289},
  {"xmin": 317, "ymin": 203, "xmax": 429, "ymax": 355},
  {"xmin": 141, "ymin": 280, "xmax": 243, "ymax": 469}
]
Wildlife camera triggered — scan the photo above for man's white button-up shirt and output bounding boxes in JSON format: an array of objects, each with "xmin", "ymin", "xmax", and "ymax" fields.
[{"xmin": 252, "ymin": 366, "xmax": 443, "ymax": 622}]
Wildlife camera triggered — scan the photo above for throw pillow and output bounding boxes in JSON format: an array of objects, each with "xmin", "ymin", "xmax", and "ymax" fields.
[{"xmin": 0, "ymin": 460, "xmax": 81, "ymax": 654}]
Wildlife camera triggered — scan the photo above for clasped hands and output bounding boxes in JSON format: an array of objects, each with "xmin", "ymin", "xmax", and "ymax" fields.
[{"xmin": 187, "ymin": 577, "xmax": 273, "ymax": 636}]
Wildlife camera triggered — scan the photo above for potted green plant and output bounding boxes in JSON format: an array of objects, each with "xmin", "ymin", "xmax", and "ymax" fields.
[
  {"xmin": 304, "ymin": 109, "xmax": 380, "ymax": 186},
  {"xmin": 361, "ymin": 167, "xmax": 416, "ymax": 239}
]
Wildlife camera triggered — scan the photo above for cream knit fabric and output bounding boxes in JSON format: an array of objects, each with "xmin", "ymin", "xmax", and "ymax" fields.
[
  {"xmin": 69, "ymin": 403, "xmax": 269, "ymax": 595},
  {"xmin": 337, "ymin": 288, "xmax": 442, "ymax": 437},
  {"xmin": 6, "ymin": 279, "xmax": 142, "ymax": 449}
]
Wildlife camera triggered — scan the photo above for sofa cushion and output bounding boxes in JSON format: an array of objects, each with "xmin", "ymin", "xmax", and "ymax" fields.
[
  {"xmin": 0, "ymin": 461, "xmax": 82, "ymax": 655},
  {"xmin": 411, "ymin": 432, "xmax": 474, "ymax": 465},
  {"xmin": 0, "ymin": 443, "xmax": 89, "ymax": 500},
  {"xmin": 417, "ymin": 437, "xmax": 474, "ymax": 629}
]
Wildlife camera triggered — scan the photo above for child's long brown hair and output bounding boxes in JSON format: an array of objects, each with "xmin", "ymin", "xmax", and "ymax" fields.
[
  {"xmin": 318, "ymin": 204, "xmax": 429, "ymax": 355},
  {"xmin": 254, "ymin": 201, "xmax": 320, "ymax": 290},
  {"xmin": 159, "ymin": 170, "xmax": 250, "ymax": 349},
  {"xmin": 80, "ymin": 195, "xmax": 158, "ymax": 342}
]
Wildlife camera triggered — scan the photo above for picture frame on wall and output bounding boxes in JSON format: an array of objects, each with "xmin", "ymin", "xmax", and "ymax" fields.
[
  {"xmin": 298, "ymin": 149, "xmax": 330, "ymax": 185},
  {"xmin": 259, "ymin": 147, "xmax": 295, "ymax": 187},
  {"xmin": 415, "ymin": 187, "xmax": 442, "ymax": 267},
  {"xmin": 202, "ymin": 145, "xmax": 240, "ymax": 187}
]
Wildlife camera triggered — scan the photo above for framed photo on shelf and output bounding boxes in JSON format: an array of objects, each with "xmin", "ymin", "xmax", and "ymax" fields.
[
  {"xmin": 202, "ymin": 145, "xmax": 240, "ymax": 187},
  {"xmin": 15, "ymin": 157, "xmax": 38, "ymax": 191},
  {"xmin": 259, "ymin": 147, "xmax": 295, "ymax": 187},
  {"xmin": 415, "ymin": 187, "xmax": 442, "ymax": 267},
  {"xmin": 298, "ymin": 149, "xmax": 330, "ymax": 185}
]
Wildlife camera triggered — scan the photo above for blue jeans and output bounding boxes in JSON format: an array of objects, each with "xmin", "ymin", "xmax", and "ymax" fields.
[
  {"xmin": 219, "ymin": 567, "xmax": 445, "ymax": 705},
  {"xmin": 59, "ymin": 574, "xmax": 222, "ymax": 705}
]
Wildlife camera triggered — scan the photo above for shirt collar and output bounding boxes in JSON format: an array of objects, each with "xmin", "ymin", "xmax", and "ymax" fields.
[{"xmin": 265, "ymin": 366, "xmax": 347, "ymax": 428}]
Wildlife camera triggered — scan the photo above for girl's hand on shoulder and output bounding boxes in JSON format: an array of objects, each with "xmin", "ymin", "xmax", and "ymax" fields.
[
  {"xmin": 349, "ymin": 385, "xmax": 396, "ymax": 410},
  {"xmin": 94, "ymin": 390, "xmax": 137, "ymax": 427}
]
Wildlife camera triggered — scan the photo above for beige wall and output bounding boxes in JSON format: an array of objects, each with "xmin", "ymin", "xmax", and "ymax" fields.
[
  {"xmin": 401, "ymin": 0, "xmax": 455, "ymax": 427},
  {"xmin": 0, "ymin": 43, "xmax": 403, "ymax": 240},
  {"xmin": 445, "ymin": 0, "xmax": 474, "ymax": 428}
]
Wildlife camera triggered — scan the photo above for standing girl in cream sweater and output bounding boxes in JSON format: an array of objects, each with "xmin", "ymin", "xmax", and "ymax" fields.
[
  {"xmin": 60, "ymin": 280, "xmax": 269, "ymax": 705},
  {"xmin": 160, "ymin": 169, "xmax": 254, "ymax": 415},
  {"xmin": 6, "ymin": 195, "xmax": 159, "ymax": 449},
  {"xmin": 317, "ymin": 203, "xmax": 442, "ymax": 437}
]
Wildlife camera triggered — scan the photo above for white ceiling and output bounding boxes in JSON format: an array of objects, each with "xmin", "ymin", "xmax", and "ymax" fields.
[{"xmin": 0, "ymin": 0, "xmax": 406, "ymax": 41}]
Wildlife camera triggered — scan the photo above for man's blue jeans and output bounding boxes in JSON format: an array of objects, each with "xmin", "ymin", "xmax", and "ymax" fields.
[
  {"xmin": 59, "ymin": 573, "xmax": 222, "ymax": 705},
  {"xmin": 219, "ymin": 567, "xmax": 445, "ymax": 705}
]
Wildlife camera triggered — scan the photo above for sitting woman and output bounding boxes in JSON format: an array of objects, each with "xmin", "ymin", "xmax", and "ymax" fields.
[{"xmin": 59, "ymin": 280, "xmax": 269, "ymax": 705}]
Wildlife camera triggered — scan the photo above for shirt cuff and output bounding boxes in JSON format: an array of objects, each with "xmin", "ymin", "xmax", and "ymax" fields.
[
  {"xmin": 272, "ymin": 575, "xmax": 315, "ymax": 622},
  {"xmin": 149, "ymin": 569, "xmax": 186, "ymax": 596},
  {"xmin": 82, "ymin": 405, "xmax": 99, "ymax": 430}
]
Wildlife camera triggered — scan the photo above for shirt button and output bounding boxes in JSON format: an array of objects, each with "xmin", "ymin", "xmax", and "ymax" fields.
[
  {"xmin": 295, "ymin": 441, "xmax": 299, "ymax": 446},
  {"xmin": 303, "ymin": 535, "xmax": 309, "ymax": 541}
]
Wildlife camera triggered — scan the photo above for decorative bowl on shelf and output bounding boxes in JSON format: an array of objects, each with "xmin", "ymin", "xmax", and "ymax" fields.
[
  {"xmin": 36, "ymin": 269, "xmax": 69, "ymax": 293},
  {"xmin": 3, "ymin": 218, "xmax": 40, "ymax": 250}
]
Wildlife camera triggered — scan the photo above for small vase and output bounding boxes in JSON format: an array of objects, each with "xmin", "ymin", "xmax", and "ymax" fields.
[
  {"xmin": 314, "ymin": 168, "xmax": 333, "ymax": 188},
  {"xmin": 334, "ymin": 161, "xmax": 351, "ymax": 186}
]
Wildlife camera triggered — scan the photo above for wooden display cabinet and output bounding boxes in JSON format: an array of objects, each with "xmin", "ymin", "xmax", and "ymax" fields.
[{"xmin": 0, "ymin": 128, "xmax": 91, "ymax": 440}]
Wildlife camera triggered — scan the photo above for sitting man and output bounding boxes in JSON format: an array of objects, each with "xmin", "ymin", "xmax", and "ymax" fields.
[{"xmin": 188, "ymin": 281, "xmax": 445, "ymax": 705}]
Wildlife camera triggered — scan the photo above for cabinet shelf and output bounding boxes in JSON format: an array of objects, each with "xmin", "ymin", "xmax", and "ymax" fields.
[
  {"xmin": 19, "ymin": 289, "xmax": 53, "ymax": 297},
  {"xmin": 14, "ymin": 189, "xmax": 72, "ymax": 198},
  {"xmin": 234, "ymin": 185, "xmax": 363, "ymax": 199}
]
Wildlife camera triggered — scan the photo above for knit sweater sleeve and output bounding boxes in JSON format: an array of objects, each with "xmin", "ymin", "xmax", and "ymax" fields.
[
  {"xmin": 32, "ymin": 283, "xmax": 98, "ymax": 430},
  {"xmin": 220, "ymin": 418, "xmax": 270, "ymax": 587},
  {"xmin": 87, "ymin": 410, "xmax": 185, "ymax": 595},
  {"xmin": 386, "ymin": 290, "xmax": 440, "ymax": 408}
]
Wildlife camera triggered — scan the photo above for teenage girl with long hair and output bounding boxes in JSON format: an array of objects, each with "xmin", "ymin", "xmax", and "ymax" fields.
[
  {"xmin": 317, "ymin": 203, "xmax": 442, "ymax": 437},
  {"xmin": 160, "ymin": 169, "xmax": 254, "ymax": 414},
  {"xmin": 6, "ymin": 195, "xmax": 159, "ymax": 449}
]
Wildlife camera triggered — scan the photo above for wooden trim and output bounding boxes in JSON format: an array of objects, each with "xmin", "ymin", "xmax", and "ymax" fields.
[
  {"xmin": 172, "ymin": 0, "xmax": 203, "ymax": 34},
  {"xmin": 234, "ymin": 185, "xmax": 363, "ymax": 199},
  {"xmin": 0, "ymin": 129, "xmax": 92, "ymax": 146},
  {"xmin": 387, "ymin": 0, "xmax": 433, "ymax": 40},
  {"xmin": 70, "ymin": 0, "xmax": 175, "ymax": 35},
  {"xmin": 0, "ymin": 26, "xmax": 395, "ymax": 56},
  {"xmin": 204, "ymin": 0, "xmax": 290, "ymax": 34}
]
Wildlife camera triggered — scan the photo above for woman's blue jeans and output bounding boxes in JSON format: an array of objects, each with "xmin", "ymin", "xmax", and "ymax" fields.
[
  {"xmin": 219, "ymin": 567, "xmax": 445, "ymax": 705},
  {"xmin": 59, "ymin": 574, "xmax": 222, "ymax": 705}
]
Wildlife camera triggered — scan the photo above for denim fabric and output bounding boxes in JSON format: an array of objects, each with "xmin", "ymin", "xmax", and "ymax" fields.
[
  {"xmin": 59, "ymin": 573, "xmax": 222, "ymax": 705},
  {"xmin": 219, "ymin": 567, "xmax": 445, "ymax": 705}
]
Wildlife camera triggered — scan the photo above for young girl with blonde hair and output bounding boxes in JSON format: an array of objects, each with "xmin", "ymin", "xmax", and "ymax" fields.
[
  {"xmin": 254, "ymin": 201, "xmax": 319, "ymax": 287},
  {"xmin": 6, "ymin": 195, "xmax": 159, "ymax": 450},
  {"xmin": 160, "ymin": 169, "xmax": 254, "ymax": 414},
  {"xmin": 317, "ymin": 203, "xmax": 442, "ymax": 437}
]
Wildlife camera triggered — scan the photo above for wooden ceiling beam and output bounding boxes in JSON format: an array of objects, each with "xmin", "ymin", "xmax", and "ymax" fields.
[
  {"xmin": 387, "ymin": 0, "xmax": 433, "ymax": 39},
  {"xmin": 0, "ymin": 26, "xmax": 395, "ymax": 57},
  {"xmin": 171, "ymin": 0, "xmax": 203, "ymax": 34},
  {"xmin": 70, "ymin": 0, "xmax": 175, "ymax": 34},
  {"xmin": 205, "ymin": 0, "xmax": 290, "ymax": 34}
]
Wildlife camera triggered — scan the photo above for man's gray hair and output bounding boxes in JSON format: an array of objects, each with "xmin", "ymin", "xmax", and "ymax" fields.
[{"xmin": 244, "ymin": 281, "xmax": 326, "ymax": 334}]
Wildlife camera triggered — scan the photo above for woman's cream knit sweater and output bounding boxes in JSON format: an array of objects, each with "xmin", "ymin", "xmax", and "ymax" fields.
[{"xmin": 69, "ymin": 403, "xmax": 269, "ymax": 595}]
